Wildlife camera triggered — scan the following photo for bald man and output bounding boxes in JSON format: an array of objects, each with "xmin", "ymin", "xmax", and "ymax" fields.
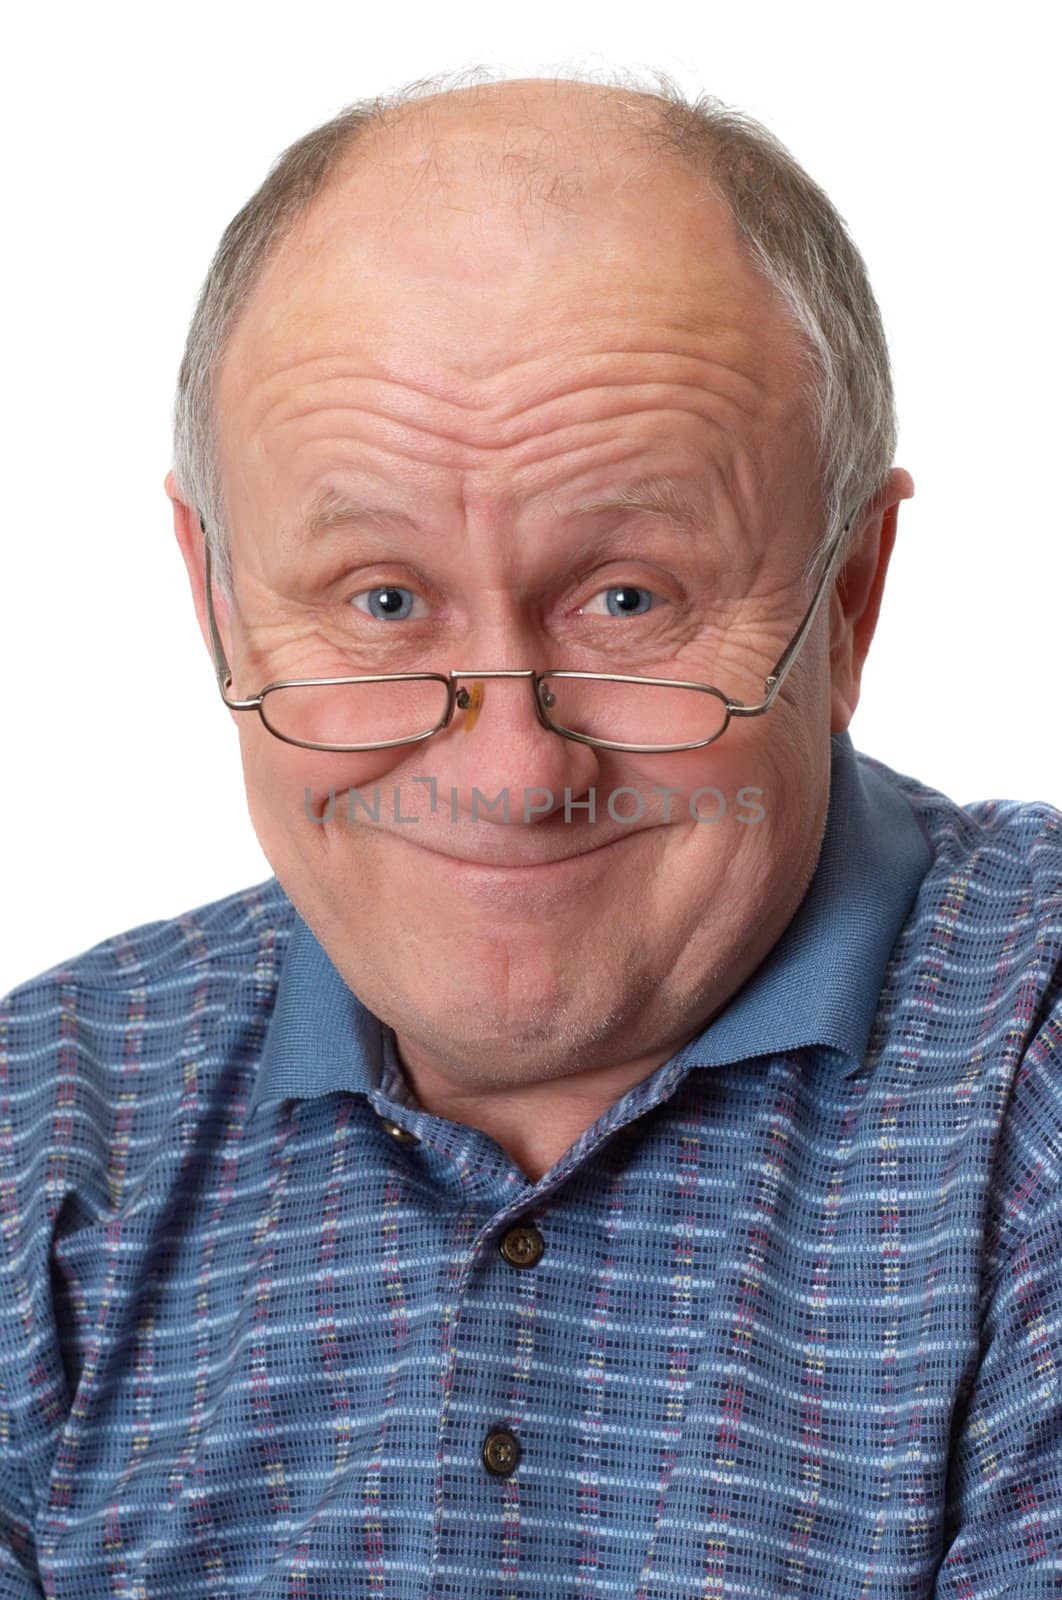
[{"xmin": 2, "ymin": 71, "xmax": 1059, "ymax": 1599}]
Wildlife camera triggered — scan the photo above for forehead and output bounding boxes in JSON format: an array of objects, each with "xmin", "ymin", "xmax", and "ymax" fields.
[{"xmin": 212, "ymin": 93, "xmax": 811, "ymax": 539}]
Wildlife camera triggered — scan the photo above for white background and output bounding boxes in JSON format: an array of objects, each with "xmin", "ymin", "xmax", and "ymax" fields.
[{"xmin": 2, "ymin": 0, "xmax": 1058, "ymax": 993}]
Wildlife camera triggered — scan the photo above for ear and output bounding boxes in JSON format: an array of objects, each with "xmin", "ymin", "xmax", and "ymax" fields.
[
  {"xmin": 165, "ymin": 469, "xmax": 231, "ymax": 672},
  {"xmin": 828, "ymin": 467, "xmax": 914, "ymax": 733}
]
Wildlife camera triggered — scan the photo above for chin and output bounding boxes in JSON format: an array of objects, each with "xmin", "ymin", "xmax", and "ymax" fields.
[{"xmin": 397, "ymin": 952, "xmax": 606, "ymax": 1043}]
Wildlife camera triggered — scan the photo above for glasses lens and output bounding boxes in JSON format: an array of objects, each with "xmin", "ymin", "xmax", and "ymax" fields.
[
  {"xmin": 260, "ymin": 677, "xmax": 450, "ymax": 749},
  {"xmin": 538, "ymin": 674, "xmax": 728, "ymax": 750}
]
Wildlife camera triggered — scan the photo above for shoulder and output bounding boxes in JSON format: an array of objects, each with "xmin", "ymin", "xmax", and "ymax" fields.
[
  {"xmin": 855, "ymin": 745, "xmax": 1062, "ymax": 1267},
  {"xmin": 0, "ymin": 877, "xmax": 298, "ymax": 1189},
  {"xmin": 856, "ymin": 743, "xmax": 1062, "ymax": 945},
  {"xmin": 2, "ymin": 874, "xmax": 297, "ymax": 1005}
]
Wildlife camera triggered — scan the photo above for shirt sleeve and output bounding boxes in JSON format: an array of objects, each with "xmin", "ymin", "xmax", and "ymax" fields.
[
  {"xmin": 0, "ymin": 979, "xmax": 71, "ymax": 1598},
  {"xmin": 0, "ymin": 1282, "xmax": 50, "ymax": 1599},
  {"xmin": 932, "ymin": 1152, "xmax": 1062, "ymax": 1595},
  {"xmin": 0, "ymin": 1415, "xmax": 43, "ymax": 1595},
  {"xmin": 0, "ymin": 1538, "xmax": 45, "ymax": 1599}
]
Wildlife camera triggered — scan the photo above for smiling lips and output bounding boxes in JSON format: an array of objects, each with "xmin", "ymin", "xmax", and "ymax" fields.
[{"xmin": 408, "ymin": 828, "xmax": 651, "ymax": 871}]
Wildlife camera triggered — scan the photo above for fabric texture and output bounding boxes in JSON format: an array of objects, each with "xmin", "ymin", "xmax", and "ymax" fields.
[{"xmin": 0, "ymin": 729, "xmax": 1059, "ymax": 1598}]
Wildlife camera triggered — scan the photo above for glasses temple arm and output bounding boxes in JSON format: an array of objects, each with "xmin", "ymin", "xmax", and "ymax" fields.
[
  {"xmin": 200, "ymin": 521, "xmax": 233, "ymax": 694},
  {"xmin": 732, "ymin": 514, "xmax": 853, "ymax": 715}
]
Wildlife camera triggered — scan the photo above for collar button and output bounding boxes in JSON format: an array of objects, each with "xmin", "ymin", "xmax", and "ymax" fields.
[{"xmin": 378, "ymin": 1115, "xmax": 420, "ymax": 1145}]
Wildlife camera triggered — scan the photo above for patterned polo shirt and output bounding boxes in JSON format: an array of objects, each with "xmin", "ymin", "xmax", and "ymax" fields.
[{"xmin": 1, "ymin": 729, "xmax": 1059, "ymax": 1598}]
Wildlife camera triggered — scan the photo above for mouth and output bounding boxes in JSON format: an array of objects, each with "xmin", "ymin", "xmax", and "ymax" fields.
[{"xmin": 402, "ymin": 827, "xmax": 655, "ymax": 878}]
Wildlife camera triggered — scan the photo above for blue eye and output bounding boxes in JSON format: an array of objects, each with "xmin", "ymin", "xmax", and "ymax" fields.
[
  {"xmin": 580, "ymin": 585, "xmax": 659, "ymax": 618},
  {"xmin": 349, "ymin": 586, "xmax": 423, "ymax": 621}
]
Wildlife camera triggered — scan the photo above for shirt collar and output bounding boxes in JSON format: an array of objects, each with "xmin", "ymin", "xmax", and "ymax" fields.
[{"xmin": 248, "ymin": 729, "xmax": 932, "ymax": 1118}]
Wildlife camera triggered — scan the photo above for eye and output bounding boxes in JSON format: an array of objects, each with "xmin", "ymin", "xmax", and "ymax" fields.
[
  {"xmin": 348, "ymin": 585, "xmax": 427, "ymax": 621},
  {"xmin": 577, "ymin": 584, "xmax": 662, "ymax": 618}
]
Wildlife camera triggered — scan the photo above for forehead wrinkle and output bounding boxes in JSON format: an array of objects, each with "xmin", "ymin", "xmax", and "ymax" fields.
[
  {"xmin": 246, "ymin": 392, "xmax": 778, "ymax": 559},
  {"xmin": 238, "ymin": 347, "xmax": 774, "ymax": 467},
  {"xmin": 223, "ymin": 257, "xmax": 780, "ymax": 415},
  {"xmin": 270, "ymin": 419, "xmax": 764, "ymax": 556}
]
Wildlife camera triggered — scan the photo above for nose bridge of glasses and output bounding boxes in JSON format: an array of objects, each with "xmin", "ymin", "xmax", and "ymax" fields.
[
  {"xmin": 448, "ymin": 669, "xmax": 538, "ymax": 680},
  {"xmin": 449, "ymin": 668, "xmax": 543, "ymax": 724}
]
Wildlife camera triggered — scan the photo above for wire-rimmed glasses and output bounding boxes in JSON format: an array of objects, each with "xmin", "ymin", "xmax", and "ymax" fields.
[{"xmin": 198, "ymin": 510, "xmax": 852, "ymax": 755}]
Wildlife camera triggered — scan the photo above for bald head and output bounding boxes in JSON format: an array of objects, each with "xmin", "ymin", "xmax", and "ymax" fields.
[
  {"xmin": 331, "ymin": 74, "xmax": 676, "ymax": 199},
  {"xmin": 265, "ymin": 74, "xmax": 717, "ymax": 318},
  {"xmin": 221, "ymin": 74, "xmax": 761, "ymax": 409}
]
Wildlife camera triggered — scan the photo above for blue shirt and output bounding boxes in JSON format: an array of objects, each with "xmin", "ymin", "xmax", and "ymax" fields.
[{"xmin": 1, "ymin": 730, "xmax": 1060, "ymax": 1598}]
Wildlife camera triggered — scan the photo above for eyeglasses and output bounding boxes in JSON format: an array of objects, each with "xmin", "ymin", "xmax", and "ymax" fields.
[{"xmin": 199, "ymin": 510, "xmax": 851, "ymax": 755}]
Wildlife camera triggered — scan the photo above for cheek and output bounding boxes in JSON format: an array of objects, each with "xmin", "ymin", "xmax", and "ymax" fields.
[
  {"xmin": 617, "ymin": 726, "xmax": 788, "ymax": 834},
  {"xmin": 236, "ymin": 721, "xmax": 407, "ymax": 838}
]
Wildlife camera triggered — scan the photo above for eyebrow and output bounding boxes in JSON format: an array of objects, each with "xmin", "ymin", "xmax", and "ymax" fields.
[
  {"xmin": 292, "ymin": 473, "xmax": 711, "ymax": 543},
  {"xmin": 295, "ymin": 487, "xmax": 421, "ymax": 541},
  {"xmin": 567, "ymin": 475, "xmax": 710, "ymax": 534}
]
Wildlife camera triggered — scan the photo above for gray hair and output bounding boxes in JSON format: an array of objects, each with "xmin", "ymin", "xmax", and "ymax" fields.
[{"xmin": 171, "ymin": 64, "xmax": 897, "ymax": 600}]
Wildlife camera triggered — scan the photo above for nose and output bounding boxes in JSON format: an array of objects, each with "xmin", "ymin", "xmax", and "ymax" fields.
[{"xmin": 437, "ymin": 667, "xmax": 599, "ymax": 825}]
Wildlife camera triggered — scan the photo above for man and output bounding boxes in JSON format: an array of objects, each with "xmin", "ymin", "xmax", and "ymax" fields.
[{"xmin": 1, "ymin": 68, "xmax": 1058, "ymax": 1599}]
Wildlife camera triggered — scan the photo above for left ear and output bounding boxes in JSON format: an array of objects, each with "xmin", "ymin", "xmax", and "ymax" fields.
[{"xmin": 828, "ymin": 466, "xmax": 914, "ymax": 733}]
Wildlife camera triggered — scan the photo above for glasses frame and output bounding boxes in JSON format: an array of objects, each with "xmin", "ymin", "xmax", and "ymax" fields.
[{"xmin": 199, "ymin": 509, "xmax": 852, "ymax": 756}]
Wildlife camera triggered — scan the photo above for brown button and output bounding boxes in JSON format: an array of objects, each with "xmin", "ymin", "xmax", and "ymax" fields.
[
  {"xmin": 499, "ymin": 1223, "xmax": 545, "ymax": 1268},
  {"xmin": 378, "ymin": 1116, "xmax": 420, "ymax": 1145},
  {"xmin": 482, "ymin": 1427, "xmax": 522, "ymax": 1477}
]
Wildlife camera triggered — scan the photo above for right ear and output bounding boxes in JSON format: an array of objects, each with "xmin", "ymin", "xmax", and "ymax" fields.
[{"xmin": 165, "ymin": 469, "xmax": 231, "ymax": 671}]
